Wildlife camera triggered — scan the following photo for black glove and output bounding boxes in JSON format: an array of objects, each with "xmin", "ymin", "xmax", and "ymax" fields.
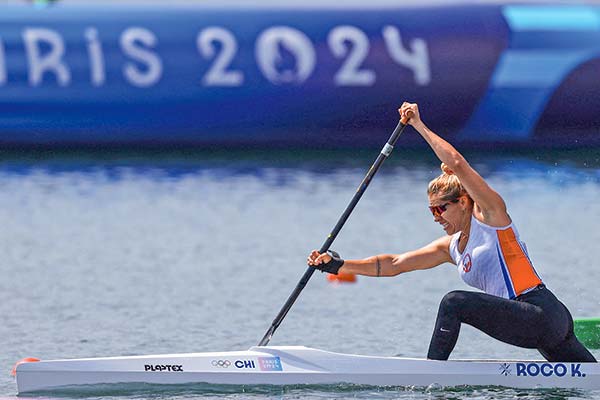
[{"xmin": 314, "ymin": 250, "xmax": 344, "ymax": 275}]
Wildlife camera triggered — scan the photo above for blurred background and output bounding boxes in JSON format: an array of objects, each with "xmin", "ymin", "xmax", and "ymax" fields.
[
  {"xmin": 0, "ymin": 0, "xmax": 599, "ymax": 148},
  {"xmin": 1, "ymin": 0, "xmax": 599, "ymax": 398}
]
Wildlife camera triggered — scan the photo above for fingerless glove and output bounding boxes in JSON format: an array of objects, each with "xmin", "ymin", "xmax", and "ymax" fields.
[{"xmin": 314, "ymin": 250, "xmax": 344, "ymax": 275}]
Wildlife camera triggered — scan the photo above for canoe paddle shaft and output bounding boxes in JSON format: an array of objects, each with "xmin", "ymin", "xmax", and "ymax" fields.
[{"xmin": 258, "ymin": 114, "xmax": 411, "ymax": 346}]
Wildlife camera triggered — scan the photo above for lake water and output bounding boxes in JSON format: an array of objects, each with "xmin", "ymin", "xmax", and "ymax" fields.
[{"xmin": 1, "ymin": 149, "xmax": 599, "ymax": 399}]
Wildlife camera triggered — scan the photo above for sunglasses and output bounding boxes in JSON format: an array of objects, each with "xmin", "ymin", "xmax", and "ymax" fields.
[{"xmin": 429, "ymin": 199, "xmax": 459, "ymax": 217}]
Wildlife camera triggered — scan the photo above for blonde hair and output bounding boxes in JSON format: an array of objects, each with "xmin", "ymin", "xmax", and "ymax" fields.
[{"xmin": 427, "ymin": 172, "xmax": 468, "ymax": 201}]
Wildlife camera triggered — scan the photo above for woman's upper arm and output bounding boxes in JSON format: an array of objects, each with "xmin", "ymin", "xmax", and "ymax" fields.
[
  {"xmin": 448, "ymin": 156, "xmax": 509, "ymax": 222},
  {"xmin": 390, "ymin": 236, "xmax": 453, "ymax": 275}
]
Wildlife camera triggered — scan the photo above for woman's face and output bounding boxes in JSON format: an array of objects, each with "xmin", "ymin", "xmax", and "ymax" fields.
[{"xmin": 428, "ymin": 194, "xmax": 465, "ymax": 235}]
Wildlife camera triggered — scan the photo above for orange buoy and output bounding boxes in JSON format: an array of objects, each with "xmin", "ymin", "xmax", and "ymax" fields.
[
  {"xmin": 11, "ymin": 357, "xmax": 40, "ymax": 376},
  {"xmin": 326, "ymin": 272, "xmax": 357, "ymax": 283}
]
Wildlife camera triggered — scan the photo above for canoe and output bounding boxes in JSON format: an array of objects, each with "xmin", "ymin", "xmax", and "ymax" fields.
[{"xmin": 15, "ymin": 346, "xmax": 600, "ymax": 393}]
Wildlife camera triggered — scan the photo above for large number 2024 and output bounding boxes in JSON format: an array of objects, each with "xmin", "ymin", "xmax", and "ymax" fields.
[{"xmin": 196, "ymin": 25, "xmax": 430, "ymax": 87}]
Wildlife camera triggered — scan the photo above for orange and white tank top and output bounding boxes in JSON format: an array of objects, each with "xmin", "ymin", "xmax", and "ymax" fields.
[{"xmin": 448, "ymin": 215, "xmax": 542, "ymax": 299}]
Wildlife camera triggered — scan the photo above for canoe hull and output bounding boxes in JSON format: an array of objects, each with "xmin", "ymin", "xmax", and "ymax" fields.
[{"xmin": 16, "ymin": 346, "xmax": 600, "ymax": 393}]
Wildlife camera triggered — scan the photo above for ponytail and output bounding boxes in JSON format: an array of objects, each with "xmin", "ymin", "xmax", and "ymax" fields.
[{"xmin": 427, "ymin": 163, "xmax": 469, "ymax": 201}]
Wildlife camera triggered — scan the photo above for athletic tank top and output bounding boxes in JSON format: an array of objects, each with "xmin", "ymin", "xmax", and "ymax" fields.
[{"xmin": 448, "ymin": 215, "xmax": 543, "ymax": 299}]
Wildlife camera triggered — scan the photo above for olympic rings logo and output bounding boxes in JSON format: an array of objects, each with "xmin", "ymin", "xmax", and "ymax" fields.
[{"xmin": 211, "ymin": 360, "xmax": 231, "ymax": 368}]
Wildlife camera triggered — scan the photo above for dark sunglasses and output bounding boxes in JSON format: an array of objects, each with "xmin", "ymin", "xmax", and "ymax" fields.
[{"xmin": 429, "ymin": 199, "xmax": 459, "ymax": 217}]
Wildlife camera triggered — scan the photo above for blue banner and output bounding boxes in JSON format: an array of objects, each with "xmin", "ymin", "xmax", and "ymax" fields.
[{"xmin": 0, "ymin": 2, "xmax": 598, "ymax": 147}]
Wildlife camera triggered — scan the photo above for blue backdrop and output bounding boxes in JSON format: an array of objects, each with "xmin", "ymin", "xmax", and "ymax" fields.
[{"xmin": 0, "ymin": 1, "xmax": 599, "ymax": 147}]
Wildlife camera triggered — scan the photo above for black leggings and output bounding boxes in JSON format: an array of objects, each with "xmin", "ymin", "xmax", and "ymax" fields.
[{"xmin": 427, "ymin": 286, "xmax": 597, "ymax": 362}]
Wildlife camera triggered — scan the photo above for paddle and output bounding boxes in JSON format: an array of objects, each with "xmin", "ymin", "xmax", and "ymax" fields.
[
  {"xmin": 258, "ymin": 112, "xmax": 412, "ymax": 346},
  {"xmin": 574, "ymin": 317, "xmax": 600, "ymax": 349}
]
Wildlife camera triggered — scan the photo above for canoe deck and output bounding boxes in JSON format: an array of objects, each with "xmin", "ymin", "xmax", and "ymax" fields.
[{"xmin": 15, "ymin": 346, "xmax": 600, "ymax": 393}]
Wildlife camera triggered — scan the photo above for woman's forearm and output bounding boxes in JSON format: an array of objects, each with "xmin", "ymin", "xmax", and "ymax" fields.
[{"xmin": 340, "ymin": 254, "xmax": 399, "ymax": 277}]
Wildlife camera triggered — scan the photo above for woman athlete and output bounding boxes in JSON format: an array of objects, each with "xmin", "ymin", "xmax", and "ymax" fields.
[{"xmin": 308, "ymin": 102, "xmax": 596, "ymax": 362}]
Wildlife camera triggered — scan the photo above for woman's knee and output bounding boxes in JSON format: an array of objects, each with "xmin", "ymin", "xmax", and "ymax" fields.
[{"xmin": 438, "ymin": 291, "xmax": 470, "ymax": 315}]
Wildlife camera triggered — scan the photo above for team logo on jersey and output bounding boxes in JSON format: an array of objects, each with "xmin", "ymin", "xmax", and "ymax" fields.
[{"xmin": 462, "ymin": 253, "xmax": 472, "ymax": 273}]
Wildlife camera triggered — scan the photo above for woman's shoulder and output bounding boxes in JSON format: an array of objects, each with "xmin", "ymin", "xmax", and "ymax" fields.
[{"xmin": 472, "ymin": 203, "xmax": 512, "ymax": 228}]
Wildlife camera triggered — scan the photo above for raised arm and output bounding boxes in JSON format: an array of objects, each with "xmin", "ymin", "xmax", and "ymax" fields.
[
  {"xmin": 399, "ymin": 102, "xmax": 510, "ymax": 227},
  {"xmin": 308, "ymin": 236, "xmax": 453, "ymax": 277}
]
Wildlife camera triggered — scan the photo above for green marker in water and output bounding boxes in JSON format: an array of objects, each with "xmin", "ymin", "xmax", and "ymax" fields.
[{"xmin": 574, "ymin": 317, "xmax": 600, "ymax": 349}]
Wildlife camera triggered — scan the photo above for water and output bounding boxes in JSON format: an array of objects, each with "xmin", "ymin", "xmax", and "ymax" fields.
[{"xmin": 1, "ymin": 149, "xmax": 599, "ymax": 399}]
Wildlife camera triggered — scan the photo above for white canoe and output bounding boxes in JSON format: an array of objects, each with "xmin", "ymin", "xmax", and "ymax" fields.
[{"xmin": 15, "ymin": 346, "xmax": 600, "ymax": 393}]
